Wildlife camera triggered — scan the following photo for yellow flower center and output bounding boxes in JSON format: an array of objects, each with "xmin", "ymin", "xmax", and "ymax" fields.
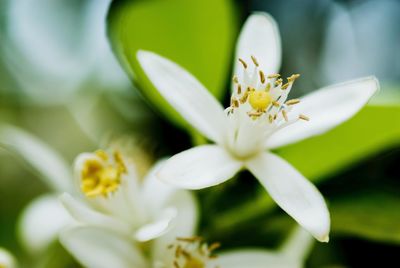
[
  {"xmin": 248, "ymin": 90, "xmax": 271, "ymax": 111},
  {"xmin": 80, "ymin": 150, "xmax": 127, "ymax": 198}
]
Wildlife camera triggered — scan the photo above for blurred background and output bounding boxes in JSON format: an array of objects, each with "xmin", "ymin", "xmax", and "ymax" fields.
[{"xmin": 0, "ymin": 0, "xmax": 399, "ymax": 267}]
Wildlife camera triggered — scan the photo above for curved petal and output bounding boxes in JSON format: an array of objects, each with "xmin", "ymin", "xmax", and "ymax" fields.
[
  {"xmin": 134, "ymin": 207, "xmax": 177, "ymax": 242},
  {"xmin": 246, "ymin": 152, "xmax": 330, "ymax": 242},
  {"xmin": 59, "ymin": 193, "xmax": 130, "ymax": 234},
  {"xmin": 60, "ymin": 226, "xmax": 147, "ymax": 268},
  {"xmin": 234, "ymin": 12, "xmax": 281, "ymax": 81},
  {"xmin": 137, "ymin": 50, "xmax": 228, "ymax": 144},
  {"xmin": 152, "ymin": 190, "xmax": 198, "ymax": 264},
  {"xmin": 18, "ymin": 194, "xmax": 73, "ymax": 254},
  {"xmin": 141, "ymin": 160, "xmax": 176, "ymax": 216},
  {"xmin": 0, "ymin": 125, "xmax": 73, "ymax": 192},
  {"xmin": 0, "ymin": 248, "xmax": 16, "ymax": 268},
  {"xmin": 158, "ymin": 145, "xmax": 242, "ymax": 189},
  {"xmin": 267, "ymin": 76, "xmax": 379, "ymax": 149},
  {"xmin": 209, "ymin": 250, "xmax": 300, "ymax": 268}
]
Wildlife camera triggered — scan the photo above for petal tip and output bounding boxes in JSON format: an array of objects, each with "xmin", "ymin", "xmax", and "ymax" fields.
[
  {"xmin": 370, "ymin": 75, "xmax": 381, "ymax": 93},
  {"xmin": 318, "ymin": 234, "xmax": 330, "ymax": 243},
  {"xmin": 248, "ymin": 11, "xmax": 278, "ymax": 27}
]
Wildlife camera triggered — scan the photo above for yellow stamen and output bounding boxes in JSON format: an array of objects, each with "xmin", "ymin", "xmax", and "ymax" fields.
[
  {"xmin": 299, "ymin": 114, "xmax": 310, "ymax": 121},
  {"xmin": 238, "ymin": 58, "xmax": 248, "ymax": 69},
  {"xmin": 251, "ymin": 55, "xmax": 259, "ymax": 67},
  {"xmin": 232, "ymin": 75, "xmax": 238, "ymax": 83},
  {"xmin": 272, "ymin": 101, "xmax": 280, "ymax": 107},
  {"xmin": 282, "ymin": 110, "xmax": 288, "ymax": 122},
  {"xmin": 285, "ymin": 99, "xmax": 300, "ymax": 105},
  {"xmin": 259, "ymin": 70, "xmax": 265, "ymax": 83},
  {"xmin": 267, "ymin": 74, "xmax": 280, "ymax": 79},
  {"xmin": 80, "ymin": 150, "xmax": 127, "ymax": 198},
  {"xmin": 249, "ymin": 90, "xmax": 272, "ymax": 111}
]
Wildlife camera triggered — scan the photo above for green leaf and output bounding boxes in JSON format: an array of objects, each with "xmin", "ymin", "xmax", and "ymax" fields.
[
  {"xmin": 277, "ymin": 103, "xmax": 400, "ymax": 182},
  {"xmin": 107, "ymin": 0, "xmax": 237, "ymax": 128},
  {"xmin": 330, "ymin": 190, "xmax": 400, "ymax": 244}
]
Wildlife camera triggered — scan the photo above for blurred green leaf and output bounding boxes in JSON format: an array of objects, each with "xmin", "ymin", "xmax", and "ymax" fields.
[
  {"xmin": 107, "ymin": 0, "xmax": 237, "ymax": 129},
  {"xmin": 278, "ymin": 103, "xmax": 400, "ymax": 182},
  {"xmin": 331, "ymin": 190, "xmax": 400, "ymax": 244}
]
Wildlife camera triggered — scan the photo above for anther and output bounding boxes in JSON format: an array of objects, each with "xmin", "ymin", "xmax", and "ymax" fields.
[
  {"xmin": 237, "ymin": 84, "xmax": 242, "ymax": 94},
  {"xmin": 240, "ymin": 91, "xmax": 249, "ymax": 104},
  {"xmin": 268, "ymin": 74, "xmax": 280, "ymax": 79},
  {"xmin": 282, "ymin": 110, "xmax": 288, "ymax": 122},
  {"xmin": 281, "ymin": 83, "xmax": 290, "ymax": 90},
  {"xmin": 275, "ymin": 78, "xmax": 283, "ymax": 86},
  {"xmin": 238, "ymin": 58, "xmax": 248, "ymax": 69},
  {"xmin": 208, "ymin": 242, "xmax": 221, "ymax": 251},
  {"xmin": 230, "ymin": 97, "xmax": 239, "ymax": 108},
  {"xmin": 259, "ymin": 70, "xmax": 265, "ymax": 83},
  {"xmin": 251, "ymin": 55, "xmax": 259, "ymax": 67},
  {"xmin": 299, "ymin": 114, "xmax": 310, "ymax": 121},
  {"xmin": 272, "ymin": 101, "xmax": 280, "ymax": 107},
  {"xmin": 232, "ymin": 75, "xmax": 239, "ymax": 83},
  {"xmin": 288, "ymin": 74, "xmax": 300, "ymax": 82},
  {"xmin": 285, "ymin": 99, "xmax": 300, "ymax": 105}
]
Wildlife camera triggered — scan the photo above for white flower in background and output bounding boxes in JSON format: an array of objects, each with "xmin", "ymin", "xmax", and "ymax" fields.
[
  {"xmin": 3, "ymin": 0, "xmax": 129, "ymax": 104},
  {"xmin": 61, "ymin": 217, "xmax": 313, "ymax": 268},
  {"xmin": 60, "ymin": 149, "xmax": 195, "ymax": 243},
  {"xmin": 0, "ymin": 248, "xmax": 16, "ymax": 268},
  {"xmin": 0, "ymin": 125, "xmax": 74, "ymax": 254},
  {"xmin": 137, "ymin": 12, "xmax": 379, "ymax": 242},
  {"xmin": 320, "ymin": 0, "xmax": 400, "ymax": 84}
]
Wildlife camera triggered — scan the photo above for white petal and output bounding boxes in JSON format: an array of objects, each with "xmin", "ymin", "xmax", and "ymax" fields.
[
  {"xmin": 209, "ymin": 250, "xmax": 299, "ymax": 268},
  {"xmin": 18, "ymin": 195, "xmax": 73, "ymax": 254},
  {"xmin": 59, "ymin": 193, "xmax": 130, "ymax": 234},
  {"xmin": 60, "ymin": 226, "xmax": 147, "ymax": 268},
  {"xmin": 267, "ymin": 76, "xmax": 379, "ymax": 149},
  {"xmin": 0, "ymin": 125, "xmax": 73, "ymax": 192},
  {"xmin": 234, "ymin": 12, "xmax": 281, "ymax": 81},
  {"xmin": 158, "ymin": 145, "xmax": 242, "ymax": 189},
  {"xmin": 134, "ymin": 207, "xmax": 177, "ymax": 242},
  {"xmin": 152, "ymin": 190, "xmax": 198, "ymax": 264},
  {"xmin": 137, "ymin": 50, "xmax": 228, "ymax": 144},
  {"xmin": 141, "ymin": 160, "xmax": 176, "ymax": 216},
  {"xmin": 246, "ymin": 153, "xmax": 330, "ymax": 242},
  {"xmin": 0, "ymin": 248, "xmax": 16, "ymax": 268}
]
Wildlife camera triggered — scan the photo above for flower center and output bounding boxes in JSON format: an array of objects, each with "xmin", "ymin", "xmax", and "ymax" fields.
[
  {"xmin": 249, "ymin": 90, "xmax": 271, "ymax": 111},
  {"xmin": 229, "ymin": 56, "xmax": 309, "ymax": 124},
  {"xmin": 167, "ymin": 237, "xmax": 220, "ymax": 268},
  {"xmin": 80, "ymin": 150, "xmax": 127, "ymax": 198}
]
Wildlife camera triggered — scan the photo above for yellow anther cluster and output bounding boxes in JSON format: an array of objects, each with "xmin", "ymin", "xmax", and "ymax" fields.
[
  {"xmin": 248, "ymin": 90, "xmax": 272, "ymax": 111},
  {"xmin": 80, "ymin": 150, "xmax": 127, "ymax": 198},
  {"xmin": 168, "ymin": 237, "xmax": 219, "ymax": 268}
]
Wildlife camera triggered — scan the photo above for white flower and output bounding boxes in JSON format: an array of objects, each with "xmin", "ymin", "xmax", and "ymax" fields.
[
  {"xmin": 137, "ymin": 12, "xmax": 379, "ymax": 242},
  {"xmin": 60, "ymin": 219, "xmax": 313, "ymax": 268},
  {"xmin": 0, "ymin": 248, "xmax": 17, "ymax": 268},
  {"xmin": 0, "ymin": 125, "xmax": 74, "ymax": 253},
  {"xmin": 3, "ymin": 0, "xmax": 129, "ymax": 104},
  {"xmin": 59, "ymin": 149, "xmax": 195, "ymax": 243}
]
